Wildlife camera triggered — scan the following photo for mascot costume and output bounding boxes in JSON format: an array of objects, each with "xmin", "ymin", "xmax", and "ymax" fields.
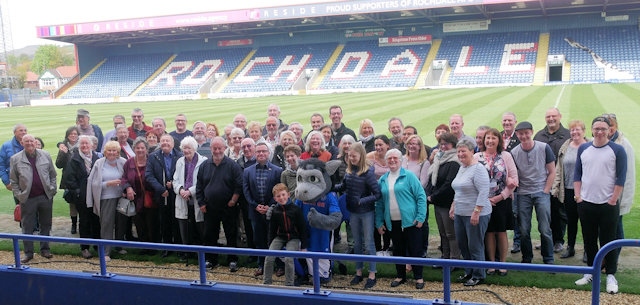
[{"xmin": 294, "ymin": 158, "xmax": 343, "ymax": 283}]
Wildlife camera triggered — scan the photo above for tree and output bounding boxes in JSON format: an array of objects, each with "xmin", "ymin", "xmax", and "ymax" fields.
[{"xmin": 30, "ymin": 45, "xmax": 71, "ymax": 75}]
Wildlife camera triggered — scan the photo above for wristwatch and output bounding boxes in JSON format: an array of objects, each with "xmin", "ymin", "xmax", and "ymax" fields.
[{"xmin": 473, "ymin": 207, "xmax": 481, "ymax": 213}]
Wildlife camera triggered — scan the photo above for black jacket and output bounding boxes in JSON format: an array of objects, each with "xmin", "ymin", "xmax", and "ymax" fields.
[
  {"xmin": 145, "ymin": 148, "xmax": 182, "ymax": 204},
  {"xmin": 268, "ymin": 201, "xmax": 308, "ymax": 249},
  {"xmin": 426, "ymin": 161, "xmax": 460, "ymax": 208},
  {"xmin": 60, "ymin": 150, "xmax": 100, "ymax": 207}
]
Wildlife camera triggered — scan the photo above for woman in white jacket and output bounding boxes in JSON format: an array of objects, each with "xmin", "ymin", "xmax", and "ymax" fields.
[{"xmin": 173, "ymin": 136, "xmax": 207, "ymax": 249}]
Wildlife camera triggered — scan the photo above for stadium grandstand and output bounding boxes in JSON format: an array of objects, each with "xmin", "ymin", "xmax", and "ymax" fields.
[{"xmin": 33, "ymin": 0, "xmax": 640, "ymax": 104}]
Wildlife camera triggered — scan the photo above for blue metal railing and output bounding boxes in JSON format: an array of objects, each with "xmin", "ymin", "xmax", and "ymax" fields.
[{"xmin": 1, "ymin": 233, "xmax": 638, "ymax": 304}]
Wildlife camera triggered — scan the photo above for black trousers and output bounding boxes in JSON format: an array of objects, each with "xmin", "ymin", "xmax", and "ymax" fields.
[
  {"xmin": 203, "ymin": 206, "xmax": 239, "ymax": 263},
  {"xmin": 578, "ymin": 201, "xmax": 619, "ymax": 274},
  {"xmin": 390, "ymin": 221, "xmax": 424, "ymax": 280}
]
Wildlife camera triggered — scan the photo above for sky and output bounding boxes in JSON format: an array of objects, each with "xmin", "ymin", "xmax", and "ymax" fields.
[{"xmin": 4, "ymin": 0, "xmax": 339, "ymax": 49}]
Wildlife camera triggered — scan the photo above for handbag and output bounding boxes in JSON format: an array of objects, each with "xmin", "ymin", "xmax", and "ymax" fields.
[
  {"xmin": 14, "ymin": 204, "xmax": 21, "ymax": 222},
  {"xmin": 144, "ymin": 190, "xmax": 154, "ymax": 208},
  {"xmin": 117, "ymin": 197, "xmax": 136, "ymax": 216}
]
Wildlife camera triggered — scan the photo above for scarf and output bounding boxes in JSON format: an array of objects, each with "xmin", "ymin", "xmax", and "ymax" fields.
[
  {"xmin": 80, "ymin": 151, "xmax": 93, "ymax": 173},
  {"xmin": 359, "ymin": 134, "xmax": 373, "ymax": 143},
  {"xmin": 428, "ymin": 149, "xmax": 459, "ymax": 186}
]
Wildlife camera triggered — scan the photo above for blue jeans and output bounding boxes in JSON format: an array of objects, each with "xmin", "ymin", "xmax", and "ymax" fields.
[
  {"xmin": 517, "ymin": 192, "xmax": 553, "ymax": 263},
  {"xmin": 454, "ymin": 214, "xmax": 490, "ymax": 279},
  {"xmin": 350, "ymin": 210, "xmax": 377, "ymax": 273}
]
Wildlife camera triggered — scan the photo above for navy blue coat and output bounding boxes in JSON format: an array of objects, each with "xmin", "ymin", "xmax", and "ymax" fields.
[
  {"xmin": 334, "ymin": 165, "xmax": 381, "ymax": 214},
  {"xmin": 242, "ymin": 161, "xmax": 283, "ymax": 209},
  {"xmin": 145, "ymin": 148, "xmax": 182, "ymax": 203}
]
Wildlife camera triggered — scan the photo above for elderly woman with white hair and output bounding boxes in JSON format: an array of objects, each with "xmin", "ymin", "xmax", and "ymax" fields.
[
  {"xmin": 224, "ymin": 127, "xmax": 245, "ymax": 162},
  {"xmin": 375, "ymin": 148, "xmax": 427, "ymax": 289},
  {"xmin": 300, "ymin": 130, "xmax": 332, "ymax": 162},
  {"xmin": 173, "ymin": 136, "xmax": 208, "ymax": 251},
  {"xmin": 450, "ymin": 139, "xmax": 491, "ymax": 287}
]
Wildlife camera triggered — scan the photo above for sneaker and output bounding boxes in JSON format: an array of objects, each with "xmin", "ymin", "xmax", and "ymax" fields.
[
  {"xmin": 535, "ymin": 244, "xmax": 541, "ymax": 250},
  {"xmin": 606, "ymin": 274, "xmax": 618, "ymax": 294},
  {"xmin": 81, "ymin": 249, "xmax": 93, "ymax": 259},
  {"xmin": 575, "ymin": 274, "xmax": 593, "ymax": 286},
  {"xmin": 118, "ymin": 249, "xmax": 127, "ymax": 255},
  {"xmin": 375, "ymin": 251, "xmax": 385, "ymax": 256},
  {"xmin": 104, "ymin": 256, "xmax": 111, "ymax": 262},
  {"xmin": 364, "ymin": 278, "xmax": 376, "ymax": 289},
  {"xmin": 553, "ymin": 243, "xmax": 564, "ymax": 253},
  {"xmin": 229, "ymin": 262, "xmax": 238, "ymax": 272},
  {"xmin": 510, "ymin": 244, "xmax": 521, "ymax": 253},
  {"xmin": 385, "ymin": 250, "xmax": 393, "ymax": 257}
]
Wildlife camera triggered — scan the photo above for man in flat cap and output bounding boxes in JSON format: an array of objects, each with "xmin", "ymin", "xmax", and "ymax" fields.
[
  {"xmin": 510, "ymin": 121, "xmax": 556, "ymax": 266},
  {"xmin": 76, "ymin": 109, "xmax": 105, "ymax": 152}
]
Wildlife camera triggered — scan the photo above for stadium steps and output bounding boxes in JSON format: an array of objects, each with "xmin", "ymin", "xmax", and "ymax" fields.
[
  {"xmin": 130, "ymin": 54, "xmax": 178, "ymax": 97},
  {"xmin": 56, "ymin": 58, "xmax": 107, "ymax": 98},
  {"xmin": 533, "ymin": 33, "xmax": 550, "ymax": 85},
  {"xmin": 442, "ymin": 65, "xmax": 453, "ymax": 85},
  {"xmin": 309, "ymin": 44, "xmax": 344, "ymax": 89},
  {"xmin": 563, "ymin": 61, "xmax": 571, "ymax": 81},
  {"xmin": 414, "ymin": 39, "xmax": 441, "ymax": 88},
  {"xmin": 214, "ymin": 49, "xmax": 258, "ymax": 93}
]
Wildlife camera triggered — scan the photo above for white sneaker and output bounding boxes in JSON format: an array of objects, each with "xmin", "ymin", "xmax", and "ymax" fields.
[
  {"xmin": 376, "ymin": 251, "xmax": 385, "ymax": 256},
  {"xmin": 575, "ymin": 274, "xmax": 592, "ymax": 286},
  {"xmin": 606, "ymin": 274, "xmax": 618, "ymax": 294},
  {"xmin": 118, "ymin": 249, "xmax": 128, "ymax": 255},
  {"xmin": 385, "ymin": 250, "xmax": 393, "ymax": 257}
]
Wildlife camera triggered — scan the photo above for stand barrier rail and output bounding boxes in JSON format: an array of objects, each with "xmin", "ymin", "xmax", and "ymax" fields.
[{"xmin": 1, "ymin": 234, "xmax": 638, "ymax": 305}]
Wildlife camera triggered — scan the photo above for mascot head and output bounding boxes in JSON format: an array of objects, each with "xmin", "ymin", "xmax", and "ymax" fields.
[{"xmin": 295, "ymin": 159, "xmax": 341, "ymax": 203}]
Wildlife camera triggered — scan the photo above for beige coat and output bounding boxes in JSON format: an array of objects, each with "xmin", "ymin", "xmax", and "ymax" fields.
[
  {"xmin": 10, "ymin": 149, "xmax": 57, "ymax": 203},
  {"xmin": 86, "ymin": 157, "xmax": 126, "ymax": 217}
]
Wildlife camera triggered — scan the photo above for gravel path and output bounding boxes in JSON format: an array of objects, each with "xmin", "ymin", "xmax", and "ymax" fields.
[{"xmin": 1, "ymin": 214, "xmax": 639, "ymax": 305}]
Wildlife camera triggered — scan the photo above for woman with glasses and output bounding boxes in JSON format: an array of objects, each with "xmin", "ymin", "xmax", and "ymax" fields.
[
  {"xmin": 426, "ymin": 132, "xmax": 461, "ymax": 263},
  {"xmin": 552, "ymin": 120, "xmax": 587, "ymax": 259},
  {"xmin": 224, "ymin": 127, "xmax": 245, "ymax": 162}
]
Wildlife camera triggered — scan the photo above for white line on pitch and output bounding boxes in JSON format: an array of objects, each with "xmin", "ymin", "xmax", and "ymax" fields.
[{"xmin": 554, "ymin": 85, "xmax": 566, "ymax": 108}]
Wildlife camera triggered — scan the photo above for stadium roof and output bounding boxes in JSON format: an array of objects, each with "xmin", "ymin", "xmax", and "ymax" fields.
[{"xmin": 38, "ymin": 0, "xmax": 640, "ymax": 47}]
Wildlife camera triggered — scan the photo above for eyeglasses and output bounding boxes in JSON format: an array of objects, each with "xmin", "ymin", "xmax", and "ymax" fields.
[
  {"xmin": 601, "ymin": 113, "xmax": 616, "ymax": 119},
  {"xmin": 593, "ymin": 127, "xmax": 609, "ymax": 132},
  {"xmin": 439, "ymin": 142, "xmax": 452, "ymax": 147},
  {"xmin": 266, "ymin": 124, "xmax": 277, "ymax": 127},
  {"xmin": 132, "ymin": 115, "xmax": 142, "ymax": 118}
]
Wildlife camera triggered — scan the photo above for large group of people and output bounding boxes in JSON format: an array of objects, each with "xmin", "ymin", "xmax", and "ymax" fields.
[{"xmin": 0, "ymin": 104, "xmax": 634, "ymax": 295}]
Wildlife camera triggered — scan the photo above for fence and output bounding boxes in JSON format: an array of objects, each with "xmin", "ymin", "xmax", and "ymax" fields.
[{"xmin": 0, "ymin": 234, "xmax": 638, "ymax": 305}]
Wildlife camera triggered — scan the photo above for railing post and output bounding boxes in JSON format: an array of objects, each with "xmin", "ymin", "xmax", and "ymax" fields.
[
  {"xmin": 93, "ymin": 244, "xmax": 114, "ymax": 278},
  {"xmin": 303, "ymin": 257, "xmax": 330, "ymax": 296},
  {"xmin": 8, "ymin": 237, "xmax": 28, "ymax": 270},
  {"xmin": 191, "ymin": 251, "xmax": 214, "ymax": 286}
]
